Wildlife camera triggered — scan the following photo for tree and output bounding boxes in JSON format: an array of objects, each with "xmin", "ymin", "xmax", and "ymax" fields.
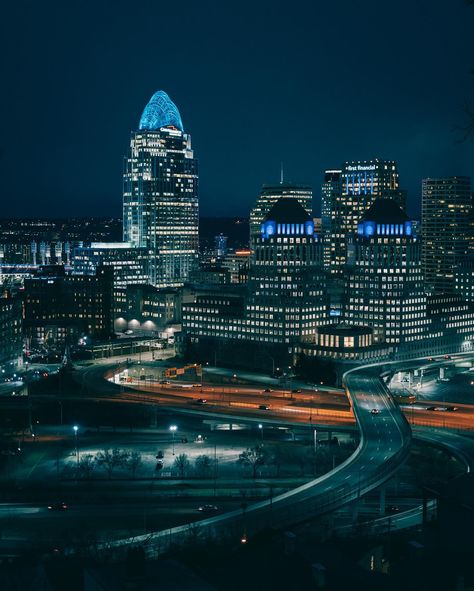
[
  {"xmin": 195, "ymin": 454, "xmax": 213, "ymax": 478},
  {"xmin": 173, "ymin": 453, "xmax": 190, "ymax": 478},
  {"xmin": 127, "ymin": 451, "xmax": 143, "ymax": 479},
  {"xmin": 96, "ymin": 448, "xmax": 130, "ymax": 479},
  {"xmin": 78, "ymin": 453, "xmax": 95, "ymax": 479},
  {"xmin": 237, "ymin": 446, "xmax": 265, "ymax": 478}
]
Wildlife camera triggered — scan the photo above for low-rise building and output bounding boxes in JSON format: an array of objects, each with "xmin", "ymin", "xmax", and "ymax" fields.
[{"xmin": 23, "ymin": 265, "xmax": 113, "ymax": 345}]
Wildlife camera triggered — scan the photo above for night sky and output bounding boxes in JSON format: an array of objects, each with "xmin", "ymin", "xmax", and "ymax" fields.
[{"xmin": 2, "ymin": 0, "xmax": 474, "ymax": 219}]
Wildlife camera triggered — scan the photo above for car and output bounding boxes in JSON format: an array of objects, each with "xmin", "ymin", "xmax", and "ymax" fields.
[
  {"xmin": 444, "ymin": 355, "xmax": 451, "ymax": 359},
  {"xmin": 263, "ymin": 388, "xmax": 272, "ymax": 393},
  {"xmin": 159, "ymin": 380, "xmax": 170, "ymax": 385},
  {"xmin": 387, "ymin": 505, "xmax": 400, "ymax": 514},
  {"xmin": 156, "ymin": 450, "xmax": 164, "ymax": 459},
  {"xmin": 427, "ymin": 357, "xmax": 434, "ymax": 362},
  {"xmin": 427, "ymin": 406, "xmax": 458, "ymax": 412},
  {"xmin": 198, "ymin": 504, "xmax": 218, "ymax": 513},
  {"xmin": 291, "ymin": 389, "xmax": 302, "ymax": 394},
  {"xmin": 192, "ymin": 383, "xmax": 202, "ymax": 388},
  {"xmin": 259, "ymin": 404, "xmax": 270, "ymax": 410},
  {"xmin": 195, "ymin": 398, "xmax": 207, "ymax": 404},
  {"xmin": 370, "ymin": 408, "xmax": 380, "ymax": 415},
  {"xmin": 48, "ymin": 502, "xmax": 68, "ymax": 511}
]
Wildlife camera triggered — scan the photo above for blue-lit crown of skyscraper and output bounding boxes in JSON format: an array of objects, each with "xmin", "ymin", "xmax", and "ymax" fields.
[{"xmin": 138, "ymin": 91, "xmax": 184, "ymax": 131}]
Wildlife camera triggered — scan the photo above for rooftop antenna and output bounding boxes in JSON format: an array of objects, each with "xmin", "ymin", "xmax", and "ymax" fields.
[{"xmin": 280, "ymin": 162, "xmax": 284, "ymax": 184}]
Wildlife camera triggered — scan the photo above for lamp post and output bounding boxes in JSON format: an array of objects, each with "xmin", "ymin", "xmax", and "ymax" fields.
[
  {"xmin": 169, "ymin": 424, "xmax": 177, "ymax": 455},
  {"xmin": 258, "ymin": 423, "xmax": 263, "ymax": 442},
  {"xmin": 73, "ymin": 425, "xmax": 79, "ymax": 465}
]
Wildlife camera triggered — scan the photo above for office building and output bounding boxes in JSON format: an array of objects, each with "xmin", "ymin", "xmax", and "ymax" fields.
[
  {"xmin": 71, "ymin": 242, "xmax": 149, "ymax": 318},
  {"xmin": 249, "ymin": 182, "xmax": 312, "ymax": 247},
  {"xmin": 322, "ymin": 159, "xmax": 406, "ymax": 276},
  {"xmin": 421, "ymin": 176, "xmax": 471, "ymax": 294},
  {"xmin": 345, "ymin": 199, "xmax": 430, "ymax": 348},
  {"xmin": 455, "ymin": 257, "xmax": 474, "ymax": 301},
  {"xmin": 123, "ymin": 91, "xmax": 199, "ymax": 287},
  {"xmin": 0, "ymin": 293, "xmax": 23, "ymax": 373},
  {"xmin": 182, "ymin": 198, "xmax": 328, "ymax": 368},
  {"xmin": 221, "ymin": 248, "xmax": 251, "ymax": 283},
  {"xmin": 23, "ymin": 266, "xmax": 113, "ymax": 345}
]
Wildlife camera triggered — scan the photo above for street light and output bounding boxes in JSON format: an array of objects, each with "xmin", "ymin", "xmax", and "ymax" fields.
[
  {"xmin": 169, "ymin": 424, "xmax": 177, "ymax": 455},
  {"xmin": 73, "ymin": 425, "xmax": 79, "ymax": 465},
  {"xmin": 258, "ymin": 423, "xmax": 263, "ymax": 442}
]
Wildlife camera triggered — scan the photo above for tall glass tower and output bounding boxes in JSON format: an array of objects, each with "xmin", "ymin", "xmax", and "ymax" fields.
[{"xmin": 123, "ymin": 91, "xmax": 199, "ymax": 287}]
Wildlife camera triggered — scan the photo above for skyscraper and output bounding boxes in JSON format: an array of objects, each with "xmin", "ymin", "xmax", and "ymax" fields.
[
  {"xmin": 322, "ymin": 159, "xmax": 406, "ymax": 275},
  {"xmin": 345, "ymin": 199, "xmax": 429, "ymax": 347},
  {"xmin": 421, "ymin": 176, "xmax": 472, "ymax": 294},
  {"xmin": 123, "ymin": 91, "xmax": 199, "ymax": 287},
  {"xmin": 249, "ymin": 182, "xmax": 312, "ymax": 247},
  {"xmin": 181, "ymin": 198, "xmax": 328, "ymax": 368}
]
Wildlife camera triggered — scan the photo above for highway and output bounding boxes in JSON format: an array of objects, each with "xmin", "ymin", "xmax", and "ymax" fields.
[{"xmin": 93, "ymin": 361, "xmax": 412, "ymax": 558}]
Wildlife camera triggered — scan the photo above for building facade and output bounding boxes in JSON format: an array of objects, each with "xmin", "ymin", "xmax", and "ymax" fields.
[
  {"xmin": 0, "ymin": 293, "xmax": 23, "ymax": 373},
  {"xmin": 181, "ymin": 198, "xmax": 328, "ymax": 368},
  {"xmin": 322, "ymin": 159, "xmax": 406, "ymax": 276},
  {"xmin": 23, "ymin": 265, "xmax": 113, "ymax": 345},
  {"xmin": 249, "ymin": 182, "xmax": 312, "ymax": 247},
  {"xmin": 123, "ymin": 91, "xmax": 199, "ymax": 287},
  {"xmin": 421, "ymin": 176, "xmax": 471, "ymax": 294},
  {"xmin": 71, "ymin": 242, "xmax": 149, "ymax": 318},
  {"xmin": 345, "ymin": 199, "xmax": 430, "ymax": 347}
]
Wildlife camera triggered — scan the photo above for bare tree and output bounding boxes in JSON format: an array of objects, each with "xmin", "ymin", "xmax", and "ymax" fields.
[
  {"xmin": 96, "ymin": 448, "xmax": 130, "ymax": 479},
  {"xmin": 173, "ymin": 453, "xmax": 191, "ymax": 478},
  {"xmin": 195, "ymin": 454, "xmax": 213, "ymax": 478},
  {"xmin": 78, "ymin": 453, "xmax": 95, "ymax": 479},
  {"xmin": 127, "ymin": 451, "xmax": 143, "ymax": 479},
  {"xmin": 237, "ymin": 446, "xmax": 265, "ymax": 478}
]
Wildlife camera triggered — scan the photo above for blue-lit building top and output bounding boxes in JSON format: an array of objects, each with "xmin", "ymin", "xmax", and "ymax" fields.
[
  {"xmin": 356, "ymin": 198, "xmax": 413, "ymax": 239},
  {"xmin": 261, "ymin": 198, "xmax": 315, "ymax": 240},
  {"xmin": 138, "ymin": 91, "xmax": 184, "ymax": 131}
]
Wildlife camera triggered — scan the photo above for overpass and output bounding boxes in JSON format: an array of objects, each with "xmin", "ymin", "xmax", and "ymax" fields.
[{"xmin": 94, "ymin": 360, "xmax": 413, "ymax": 558}]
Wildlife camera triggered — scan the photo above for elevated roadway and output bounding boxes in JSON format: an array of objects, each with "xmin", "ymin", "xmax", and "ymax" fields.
[{"xmin": 94, "ymin": 361, "xmax": 412, "ymax": 558}]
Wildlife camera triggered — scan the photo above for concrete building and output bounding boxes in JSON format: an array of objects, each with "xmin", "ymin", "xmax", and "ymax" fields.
[
  {"xmin": 345, "ymin": 199, "xmax": 430, "ymax": 348},
  {"xmin": 71, "ymin": 242, "xmax": 149, "ymax": 317},
  {"xmin": 322, "ymin": 159, "xmax": 406, "ymax": 276},
  {"xmin": 421, "ymin": 176, "xmax": 471, "ymax": 294},
  {"xmin": 23, "ymin": 265, "xmax": 113, "ymax": 345},
  {"xmin": 249, "ymin": 182, "xmax": 312, "ymax": 247},
  {"xmin": 181, "ymin": 198, "xmax": 328, "ymax": 368},
  {"xmin": 0, "ymin": 292, "xmax": 23, "ymax": 373}
]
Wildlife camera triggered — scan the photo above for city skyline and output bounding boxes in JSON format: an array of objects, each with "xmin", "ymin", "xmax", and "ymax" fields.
[{"xmin": 2, "ymin": 1, "xmax": 474, "ymax": 219}]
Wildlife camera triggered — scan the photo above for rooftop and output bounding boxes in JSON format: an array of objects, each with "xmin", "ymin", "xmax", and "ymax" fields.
[
  {"xmin": 264, "ymin": 197, "xmax": 312, "ymax": 224},
  {"xmin": 359, "ymin": 198, "xmax": 409, "ymax": 224},
  {"xmin": 138, "ymin": 91, "xmax": 184, "ymax": 132}
]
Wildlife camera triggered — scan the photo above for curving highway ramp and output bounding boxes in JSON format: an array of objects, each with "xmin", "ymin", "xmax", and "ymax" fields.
[{"xmin": 96, "ymin": 363, "xmax": 412, "ymax": 558}]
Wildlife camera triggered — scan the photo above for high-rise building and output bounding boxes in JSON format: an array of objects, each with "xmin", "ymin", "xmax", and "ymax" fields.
[
  {"xmin": 181, "ymin": 198, "xmax": 328, "ymax": 368},
  {"xmin": 70, "ymin": 242, "xmax": 150, "ymax": 320},
  {"xmin": 421, "ymin": 176, "xmax": 472, "ymax": 294},
  {"xmin": 123, "ymin": 91, "xmax": 199, "ymax": 287},
  {"xmin": 322, "ymin": 159, "xmax": 406, "ymax": 275},
  {"xmin": 0, "ymin": 292, "xmax": 23, "ymax": 373},
  {"xmin": 321, "ymin": 169, "xmax": 342, "ymax": 270},
  {"xmin": 249, "ymin": 182, "xmax": 312, "ymax": 247},
  {"xmin": 345, "ymin": 199, "xmax": 429, "ymax": 347}
]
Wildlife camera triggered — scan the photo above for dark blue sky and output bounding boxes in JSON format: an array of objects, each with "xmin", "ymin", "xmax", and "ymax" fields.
[{"xmin": 2, "ymin": 0, "xmax": 473, "ymax": 218}]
